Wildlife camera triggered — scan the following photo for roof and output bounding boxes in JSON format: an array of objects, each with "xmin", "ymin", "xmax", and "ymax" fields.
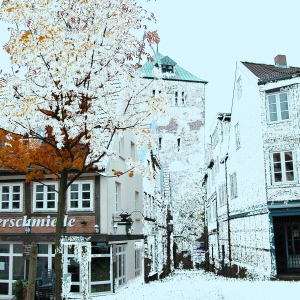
[
  {"xmin": 140, "ymin": 51, "xmax": 208, "ymax": 84},
  {"xmin": 242, "ymin": 61, "xmax": 300, "ymax": 85}
]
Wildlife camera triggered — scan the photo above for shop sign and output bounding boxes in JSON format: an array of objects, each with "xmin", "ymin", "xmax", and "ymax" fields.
[
  {"xmin": 23, "ymin": 242, "xmax": 36, "ymax": 260},
  {"xmin": 0, "ymin": 215, "xmax": 75, "ymax": 228}
]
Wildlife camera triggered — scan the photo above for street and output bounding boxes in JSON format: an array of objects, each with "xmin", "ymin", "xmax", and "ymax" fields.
[{"xmin": 102, "ymin": 269, "xmax": 299, "ymax": 300}]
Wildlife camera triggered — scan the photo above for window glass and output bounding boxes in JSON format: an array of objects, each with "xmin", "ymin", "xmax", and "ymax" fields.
[
  {"xmin": 0, "ymin": 244, "xmax": 9, "ymax": 253},
  {"xmin": 13, "ymin": 244, "xmax": 23, "ymax": 253}
]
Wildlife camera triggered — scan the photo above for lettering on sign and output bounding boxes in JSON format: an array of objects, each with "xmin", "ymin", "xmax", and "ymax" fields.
[
  {"xmin": 23, "ymin": 242, "xmax": 36, "ymax": 260},
  {"xmin": 0, "ymin": 215, "xmax": 76, "ymax": 228}
]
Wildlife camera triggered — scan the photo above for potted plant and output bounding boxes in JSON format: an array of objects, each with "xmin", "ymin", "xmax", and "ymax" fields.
[{"xmin": 12, "ymin": 279, "xmax": 28, "ymax": 300}]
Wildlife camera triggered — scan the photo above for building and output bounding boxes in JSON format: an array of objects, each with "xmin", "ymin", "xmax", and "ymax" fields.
[
  {"xmin": 0, "ymin": 131, "xmax": 144, "ymax": 299},
  {"xmin": 205, "ymin": 55, "xmax": 300, "ymax": 279},
  {"xmin": 140, "ymin": 50, "xmax": 207, "ymax": 268}
]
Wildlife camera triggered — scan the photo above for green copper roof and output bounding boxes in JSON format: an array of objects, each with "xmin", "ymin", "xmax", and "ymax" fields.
[{"xmin": 140, "ymin": 52, "xmax": 208, "ymax": 84}]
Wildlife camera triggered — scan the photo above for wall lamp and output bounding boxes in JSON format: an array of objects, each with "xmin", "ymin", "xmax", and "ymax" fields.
[
  {"xmin": 113, "ymin": 210, "xmax": 144, "ymax": 236},
  {"xmin": 94, "ymin": 224, "xmax": 99, "ymax": 233}
]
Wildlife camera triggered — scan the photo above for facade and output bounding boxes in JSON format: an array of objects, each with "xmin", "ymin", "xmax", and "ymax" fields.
[
  {"xmin": 0, "ymin": 131, "xmax": 144, "ymax": 299},
  {"xmin": 140, "ymin": 50, "xmax": 207, "ymax": 268},
  {"xmin": 205, "ymin": 55, "xmax": 300, "ymax": 279}
]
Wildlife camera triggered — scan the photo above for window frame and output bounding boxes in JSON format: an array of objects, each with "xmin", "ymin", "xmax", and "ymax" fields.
[
  {"xmin": 0, "ymin": 183, "xmax": 23, "ymax": 212},
  {"xmin": 68, "ymin": 180, "xmax": 94, "ymax": 211},
  {"xmin": 230, "ymin": 172, "xmax": 238, "ymax": 199},
  {"xmin": 33, "ymin": 182, "xmax": 58, "ymax": 212},
  {"xmin": 271, "ymin": 150, "xmax": 296, "ymax": 185},
  {"xmin": 235, "ymin": 123, "xmax": 240, "ymax": 150},
  {"xmin": 267, "ymin": 91, "xmax": 290, "ymax": 123}
]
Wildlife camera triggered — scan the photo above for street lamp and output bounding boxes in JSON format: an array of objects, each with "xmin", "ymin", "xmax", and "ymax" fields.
[
  {"xmin": 94, "ymin": 224, "xmax": 99, "ymax": 233},
  {"xmin": 114, "ymin": 210, "xmax": 144, "ymax": 236}
]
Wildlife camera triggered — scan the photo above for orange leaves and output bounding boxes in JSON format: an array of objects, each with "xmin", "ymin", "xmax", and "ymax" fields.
[
  {"xmin": 19, "ymin": 31, "xmax": 31, "ymax": 43},
  {"xmin": 112, "ymin": 169, "xmax": 123, "ymax": 177}
]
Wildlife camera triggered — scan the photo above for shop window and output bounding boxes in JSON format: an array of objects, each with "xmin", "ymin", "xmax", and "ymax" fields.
[
  {"xmin": 33, "ymin": 183, "xmax": 57, "ymax": 211},
  {"xmin": 68, "ymin": 181, "xmax": 93, "ymax": 211},
  {"xmin": 0, "ymin": 184, "xmax": 22, "ymax": 212}
]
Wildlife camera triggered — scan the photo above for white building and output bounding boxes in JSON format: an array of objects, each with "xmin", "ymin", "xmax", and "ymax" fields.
[
  {"xmin": 205, "ymin": 55, "xmax": 300, "ymax": 279},
  {"xmin": 141, "ymin": 50, "xmax": 207, "ymax": 267}
]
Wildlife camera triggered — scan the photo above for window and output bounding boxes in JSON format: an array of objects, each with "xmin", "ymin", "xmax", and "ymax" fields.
[
  {"xmin": 230, "ymin": 172, "xmax": 238, "ymax": 199},
  {"xmin": 235, "ymin": 123, "xmax": 240, "ymax": 149},
  {"xmin": 218, "ymin": 183, "xmax": 226, "ymax": 206},
  {"xmin": 237, "ymin": 76, "xmax": 242, "ymax": 99},
  {"xmin": 68, "ymin": 181, "xmax": 93, "ymax": 210},
  {"xmin": 115, "ymin": 182, "xmax": 121, "ymax": 212},
  {"xmin": 182, "ymin": 92, "xmax": 185, "ymax": 105},
  {"xmin": 135, "ymin": 249, "xmax": 141, "ymax": 276},
  {"xmin": 158, "ymin": 137, "xmax": 162, "ymax": 150},
  {"xmin": 152, "ymin": 90, "xmax": 155, "ymax": 97},
  {"xmin": 131, "ymin": 142, "xmax": 135, "ymax": 161},
  {"xmin": 0, "ymin": 184, "xmax": 22, "ymax": 211},
  {"xmin": 212, "ymin": 127, "xmax": 219, "ymax": 149},
  {"xmin": 177, "ymin": 138, "xmax": 181, "ymax": 151},
  {"xmin": 272, "ymin": 151, "xmax": 295, "ymax": 184},
  {"xmin": 134, "ymin": 191, "xmax": 139, "ymax": 219},
  {"xmin": 175, "ymin": 91, "xmax": 178, "ymax": 106},
  {"xmin": 267, "ymin": 92, "xmax": 290, "ymax": 122},
  {"xmin": 118, "ymin": 135, "xmax": 124, "ymax": 155},
  {"xmin": 34, "ymin": 183, "xmax": 57, "ymax": 211},
  {"xmin": 116, "ymin": 245, "xmax": 126, "ymax": 287}
]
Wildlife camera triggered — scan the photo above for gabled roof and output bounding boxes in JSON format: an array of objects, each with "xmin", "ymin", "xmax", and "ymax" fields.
[
  {"xmin": 140, "ymin": 51, "xmax": 208, "ymax": 84},
  {"xmin": 242, "ymin": 61, "xmax": 300, "ymax": 85}
]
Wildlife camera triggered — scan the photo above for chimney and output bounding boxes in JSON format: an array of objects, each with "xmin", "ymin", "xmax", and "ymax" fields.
[{"xmin": 274, "ymin": 55, "xmax": 287, "ymax": 68}]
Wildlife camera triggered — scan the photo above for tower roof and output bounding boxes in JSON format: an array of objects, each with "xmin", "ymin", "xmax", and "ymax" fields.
[{"xmin": 140, "ymin": 52, "xmax": 208, "ymax": 84}]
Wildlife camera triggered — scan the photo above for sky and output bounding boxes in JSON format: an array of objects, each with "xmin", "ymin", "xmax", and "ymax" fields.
[{"xmin": 1, "ymin": 0, "xmax": 300, "ymax": 133}]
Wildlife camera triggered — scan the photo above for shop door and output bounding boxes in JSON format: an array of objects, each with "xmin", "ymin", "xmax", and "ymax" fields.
[{"xmin": 273, "ymin": 215, "xmax": 300, "ymax": 274}]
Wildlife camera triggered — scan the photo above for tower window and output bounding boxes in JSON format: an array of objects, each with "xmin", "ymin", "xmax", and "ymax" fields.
[
  {"xmin": 159, "ymin": 137, "xmax": 162, "ymax": 150},
  {"xmin": 175, "ymin": 91, "xmax": 178, "ymax": 106},
  {"xmin": 177, "ymin": 138, "xmax": 181, "ymax": 151}
]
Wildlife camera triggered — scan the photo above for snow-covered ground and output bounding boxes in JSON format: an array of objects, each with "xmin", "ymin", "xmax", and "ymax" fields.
[{"xmin": 101, "ymin": 269, "xmax": 299, "ymax": 300}]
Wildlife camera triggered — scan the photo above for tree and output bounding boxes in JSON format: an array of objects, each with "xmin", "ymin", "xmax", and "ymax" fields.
[{"xmin": 0, "ymin": 0, "xmax": 165, "ymax": 298}]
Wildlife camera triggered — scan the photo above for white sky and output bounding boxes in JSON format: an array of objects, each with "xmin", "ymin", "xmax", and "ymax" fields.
[{"xmin": 1, "ymin": 0, "xmax": 300, "ymax": 131}]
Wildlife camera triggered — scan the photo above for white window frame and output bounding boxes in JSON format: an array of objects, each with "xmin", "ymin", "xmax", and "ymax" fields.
[
  {"xmin": 115, "ymin": 182, "xmax": 121, "ymax": 213},
  {"xmin": 235, "ymin": 123, "xmax": 240, "ymax": 149},
  {"xmin": 68, "ymin": 180, "xmax": 93, "ymax": 211},
  {"xmin": 0, "ymin": 183, "xmax": 23, "ymax": 212},
  {"xmin": 230, "ymin": 172, "xmax": 238, "ymax": 199},
  {"xmin": 116, "ymin": 245, "xmax": 126, "ymax": 287},
  {"xmin": 267, "ymin": 92, "xmax": 290, "ymax": 123},
  {"xmin": 271, "ymin": 151, "xmax": 296, "ymax": 184},
  {"xmin": 33, "ymin": 182, "xmax": 58, "ymax": 212},
  {"xmin": 135, "ymin": 249, "xmax": 141, "ymax": 276}
]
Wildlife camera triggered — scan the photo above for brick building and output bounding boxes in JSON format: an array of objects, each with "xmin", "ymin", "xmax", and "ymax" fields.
[{"xmin": 0, "ymin": 131, "xmax": 144, "ymax": 298}]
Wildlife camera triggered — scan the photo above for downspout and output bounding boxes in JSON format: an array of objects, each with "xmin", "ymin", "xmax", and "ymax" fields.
[{"xmin": 224, "ymin": 154, "xmax": 232, "ymax": 276}]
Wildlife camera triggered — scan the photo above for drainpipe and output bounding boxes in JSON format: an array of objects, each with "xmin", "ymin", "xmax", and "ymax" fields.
[{"xmin": 223, "ymin": 154, "xmax": 232, "ymax": 276}]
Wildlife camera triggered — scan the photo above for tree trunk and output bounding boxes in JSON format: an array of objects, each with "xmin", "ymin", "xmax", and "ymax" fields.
[
  {"xmin": 27, "ymin": 245, "xmax": 38, "ymax": 300},
  {"xmin": 55, "ymin": 169, "xmax": 68, "ymax": 300}
]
